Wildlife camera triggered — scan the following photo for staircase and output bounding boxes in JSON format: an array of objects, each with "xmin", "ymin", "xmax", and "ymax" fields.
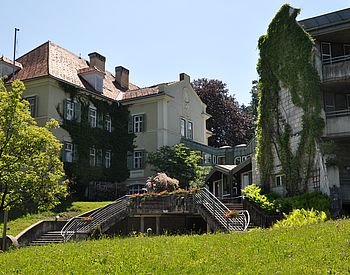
[
  {"xmin": 30, "ymin": 231, "xmax": 64, "ymax": 246},
  {"xmin": 193, "ymin": 188, "xmax": 250, "ymax": 232},
  {"xmin": 60, "ymin": 195, "xmax": 129, "ymax": 242}
]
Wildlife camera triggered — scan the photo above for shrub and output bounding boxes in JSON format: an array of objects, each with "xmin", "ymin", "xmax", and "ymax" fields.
[
  {"xmin": 242, "ymin": 184, "xmax": 276, "ymax": 214},
  {"xmin": 145, "ymin": 173, "xmax": 179, "ymax": 193},
  {"xmin": 273, "ymin": 209, "xmax": 327, "ymax": 229},
  {"xmin": 275, "ymin": 192, "xmax": 330, "ymax": 215}
]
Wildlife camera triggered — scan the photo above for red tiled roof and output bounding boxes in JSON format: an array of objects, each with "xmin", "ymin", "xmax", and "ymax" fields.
[{"xmin": 7, "ymin": 41, "xmax": 173, "ymax": 102}]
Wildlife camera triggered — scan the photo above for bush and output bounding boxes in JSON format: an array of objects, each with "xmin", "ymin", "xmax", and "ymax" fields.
[
  {"xmin": 145, "ymin": 173, "xmax": 179, "ymax": 193},
  {"xmin": 273, "ymin": 209, "xmax": 327, "ymax": 229},
  {"xmin": 274, "ymin": 192, "xmax": 330, "ymax": 215},
  {"xmin": 241, "ymin": 184, "xmax": 276, "ymax": 214}
]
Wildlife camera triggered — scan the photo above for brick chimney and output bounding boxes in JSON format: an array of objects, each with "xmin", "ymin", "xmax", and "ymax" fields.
[
  {"xmin": 88, "ymin": 52, "xmax": 106, "ymax": 72},
  {"xmin": 115, "ymin": 66, "xmax": 129, "ymax": 90},
  {"xmin": 180, "ymin": 73, "xmax": 190, "ymax": 82}
]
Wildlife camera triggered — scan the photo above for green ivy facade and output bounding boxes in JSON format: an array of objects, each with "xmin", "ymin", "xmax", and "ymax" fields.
[
  {"xmin": 59, "ymin": 82, "xmax": 135, "ymax": 198},
  {"xmin": 256, "ymin": 5, "xmax": 324, "ymax": 195}
]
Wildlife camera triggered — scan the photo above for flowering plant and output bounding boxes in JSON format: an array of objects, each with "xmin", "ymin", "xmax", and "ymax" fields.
[
  {"xmin": 146, "ymin": 173, "xmax": 179, "ymax": 193},
  {"xmin": 224, "ymin": 210, "xmax": 240, "ymax": 219},
  {"xmin": 82, "ymin": 216, "xmax": 93, "ymax": 222}
]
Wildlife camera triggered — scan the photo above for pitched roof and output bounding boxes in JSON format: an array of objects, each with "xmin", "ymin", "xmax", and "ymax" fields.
[{"xmin": 7, "ymin": 41, "xmax": 168, "ymax": 101}]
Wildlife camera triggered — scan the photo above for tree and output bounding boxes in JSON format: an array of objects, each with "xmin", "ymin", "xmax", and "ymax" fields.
[
  {"xmin": 191, "ymin": 78, "xmax": 253, "ymax": 147},
  {"xmin": 0, "ymin": 80, "xmax": 67, "ymax": 213},
  {"xmin": 147, "ymin": 144, "xmax": 207, "ymax": 189},
  {"xmin": 243, "ymin": 80, "xmax": 259, "ymax": 123}
]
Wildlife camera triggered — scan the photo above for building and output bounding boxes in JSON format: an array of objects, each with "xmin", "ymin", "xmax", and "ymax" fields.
[
  {"xmin": 0, "ymin": 41, "xmax": 210, "ymax": 198},
  {"xmin": 254, "ymin": 6, "xmax": 350, "ymax": 211}
]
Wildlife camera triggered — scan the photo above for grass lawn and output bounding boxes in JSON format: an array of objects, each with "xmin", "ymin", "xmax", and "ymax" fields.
[
  {"xmin": 0, "ymin": 201, "xmax": 111, "ymax": 236},
  {"xmin": 0, "ymin": 219, "xmax": 349, "ymax": 274}
]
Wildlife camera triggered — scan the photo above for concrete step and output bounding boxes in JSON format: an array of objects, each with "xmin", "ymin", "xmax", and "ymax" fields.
[{"xmin": 30, "ymin": 231, "xmax": 64, "ymax": 246}]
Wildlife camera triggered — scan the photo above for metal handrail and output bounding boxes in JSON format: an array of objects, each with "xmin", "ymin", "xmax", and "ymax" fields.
[
  {"xmin": 61, "ymin": 195, "xmax": 129, "ymax": 242},
  {"xmin": 326, "ymin": 109, "xmax": 350, "ymax": 118},
  {"xmin": 323, "ymin": 54, "xmax": 350, "ymax": 65},
  {"xmin": 194, "ymin": 188, "xmax": 250, "ymax": 231}
]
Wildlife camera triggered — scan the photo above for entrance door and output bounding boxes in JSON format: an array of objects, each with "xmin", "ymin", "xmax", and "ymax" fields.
[{"xmin": 213, "ymin": 180, "xmax": 223, "ymax": 199}]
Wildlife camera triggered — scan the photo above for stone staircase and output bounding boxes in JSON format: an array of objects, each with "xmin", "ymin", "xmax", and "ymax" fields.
[{"xmin": 30, "ymin": 231, "xmax": 64, "ymax": 246}]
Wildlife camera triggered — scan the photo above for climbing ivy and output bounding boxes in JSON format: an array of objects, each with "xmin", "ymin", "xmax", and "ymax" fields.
[
  {"xmin": 58, "ymin": 82, "xmax": 135, "ymax": 198},
  {"xmin": 256, "ymin": 4, "xmax": 324, "ymax": 195}
]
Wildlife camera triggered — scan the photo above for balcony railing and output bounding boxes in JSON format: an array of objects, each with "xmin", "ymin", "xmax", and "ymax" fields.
[
  {"xmin": 326, "ymin": 109, "xmax": 350, "ymax": 118},
  {"xmin": 322, "ymin": 54, "xmax": 350, "ymax": 65}
]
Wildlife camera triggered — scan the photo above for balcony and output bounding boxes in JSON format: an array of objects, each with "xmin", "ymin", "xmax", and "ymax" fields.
[
  {"xmin": 322, "ymin": 55, "xmax": 350, "ymax": 82},
  {"xmin": 325, "ymin": 109, "xmax": 350, "ymax": 137}
]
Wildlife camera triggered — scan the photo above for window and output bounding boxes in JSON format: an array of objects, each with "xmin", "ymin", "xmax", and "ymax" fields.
[
  {"xmin": 96, "ymin": 149, "xmax": 103, "ymax": 167},
  {"xmin": 133, "ymin": 151, "xmax": 143, "ymax": 169},
  {"xmin": 105, "ymin": 151, "xmax": 111, "ymax": 168},
  {"xmin": 66, "ymin": 100, "xmax": 74, "ymax": 120},
  {"xmin": 312, "ymin": 169, "xmax": 320, "ymax": 191},
  {"xmin": 204, "ymin": 153, "xmax": 212, "ymax": 164},
  {"xmin": 25, "ymin": 96, "xmax": 37, "ymax": 117},
  {"xmin": 234, "ymin": 157, "xmax": 241, "ymax": 165},
  {"xmin": 105, "ymin": 114, "xmax": 112, "ymax": 132},
  {"xmin": 64, "ymin": 142, "xmax": 73, "ymax": 163},
  {"xmin": 187, "ymin": 121, "xmax": 193, "ymax": 140},
  {"xmin": 275, "ymin": 174, "xmax": 285, "ymax": 187},
  {"xmin": 180, "ymin": 118, "xmax": 186, "ymax": 137},
  {"xmin": 89, "ymin": 107, "xmax": 97, "ymax": 128},
  {"xmin": 324, "ymin": 93, "xmax": 335, "ymax": 112},
  {"xmin": 133, "ymin": 115, "xmax": 144, "ymax": 133},
  {"xmin": 95, "ymin": 75, "xmax": 103, "ymax": 92},
  {"xmin": 89, "ymin": 148, "xmax": 96, "ymax": 167}
]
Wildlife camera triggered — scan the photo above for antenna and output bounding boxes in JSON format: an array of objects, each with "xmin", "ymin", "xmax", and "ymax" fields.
[{"xmin": 12, "ymin": 27, "xmax": 20, "ymax": 78}]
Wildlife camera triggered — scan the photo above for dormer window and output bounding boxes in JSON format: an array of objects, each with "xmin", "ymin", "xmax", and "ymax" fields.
[
  {"xmin": 78, "ymin": 67, "xmax": 105, "ymax": 94},
  {"xmin": 95, "ymin": 75, "xmax": 103, "ymax": 92}
]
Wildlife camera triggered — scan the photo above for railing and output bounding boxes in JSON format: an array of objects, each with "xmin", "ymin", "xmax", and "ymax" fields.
[
  {"xmin": 193, "ymin": 188, "xmax": 250, "ymax": 232},
  {"xmin": 325, "ymin": 109, "xmax": 350, "ymax": 118},
  {"xmin": 322, "ymin": 54, "xmax": 350, "ymax": 65},
  {"xmin": 243, "ymin": 199, "xmax": 282, "ymax": 228},
  {"xmin": 61, "ymin": 195, "xmax": 129, "ymax": 242}
]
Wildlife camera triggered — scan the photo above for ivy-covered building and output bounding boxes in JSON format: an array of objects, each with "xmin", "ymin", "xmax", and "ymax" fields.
[
  {"xmin": 0, "ymin": 41, "xmax": 210, "ymax": 199},
  {"xmin": 255, "ymin": 5, "xmax": 350, "ymax": 208}
]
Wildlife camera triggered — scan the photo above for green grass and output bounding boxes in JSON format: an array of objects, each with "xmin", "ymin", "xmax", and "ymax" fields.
[
  {"xmin": 0, "ymin": 201, "xmax": 111, "ymax": 236},
  {"xmin": 0, "ymin": 219, "xmax": 349, "ymax": 274}
]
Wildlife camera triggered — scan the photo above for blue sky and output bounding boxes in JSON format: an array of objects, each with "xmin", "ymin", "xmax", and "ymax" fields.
[{"xmin": 1, "ymin": 1, "xmax": 348, "ymax": 104}]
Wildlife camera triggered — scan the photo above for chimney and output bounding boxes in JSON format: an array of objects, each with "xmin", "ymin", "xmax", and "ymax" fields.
[
  {"xmin": 180, "ymin": 73, "xmax": 190, "ymax": 82},
  {"xmin": 88, "ymin": 52, "xmax": 106, "ymax": 72},
  {"xmin": 115, "ymin": 66, "xmax": 129, "ymax": 90}
]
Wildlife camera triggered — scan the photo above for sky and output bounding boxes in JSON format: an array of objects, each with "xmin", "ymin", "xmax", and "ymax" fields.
[{"xmin": 1, "ymin": 1, "xmax": 349, "ymax": 105}]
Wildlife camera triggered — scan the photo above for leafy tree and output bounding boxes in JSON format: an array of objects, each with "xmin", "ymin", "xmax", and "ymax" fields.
[
  {"xmin": 147, "ymin": 144, "xmax": 207, "ymax": 188},
  {"xmin": 243, "ymin": 80, "xmax": 259, "ymax": 123},
  {"xmin": 191, "ymin": 78, "xmax": 253, "ymax": 147},
  {"xmin": 0, "ymin": 80, "xmax": 67, "ymax": 213}
]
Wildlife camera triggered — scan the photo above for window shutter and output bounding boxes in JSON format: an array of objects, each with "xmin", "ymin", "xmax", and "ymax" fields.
[
  {"xmin": 127, "ymin": 151, "xmax": 133, "ymax": 170},
  {"xmin": 74, "ymin": 102, "xmax": 81, "ymax": 122},
  {"xmin": 141, "ymin": 150, "xmax": 146, "ymax": 169},
  {"xmin": 141, "ymin": 114, "xmax": 146, "ymax": 132},
  {"xmin": 63, "ymin": 99, "xmax": 68, "ymax": 120},
  {"xmin": 62, "ymin": 141, "xmax": 67, "ymax": 162},
  {"xmin": 34, "ymin": 96, "xmax": 38, "ymax": 117},
  {"xmin": 97, "ymin": 112, "xmax": 103, "ymax": 128},
  {"xmin": 73, "ymin": 144, "xmax": 78, "ymax": 162},
  {"xmin": 128, "ymin": 116, "xmax": 133, "ymax": 133}
]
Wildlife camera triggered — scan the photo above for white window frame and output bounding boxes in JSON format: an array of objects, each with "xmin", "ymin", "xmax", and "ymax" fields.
[
  {"xmin": 66, "ymin": 99, "xmax": 75, "ymax": 121},
  {"xmin": 24, "ymin": 96, "xmax": 37, "ymax": 117},
  {"xmin": 133, "ymin": 151, "xmax": 143, "ymax": 170},
  {"xmin": 105, "ymin": 114, "xmax": 112, "ymax": 132},
  {"xmin": 89, "ymin": 147, "xmax": 96, "ymax": 167},
  {"xmin": 105, "ymin": 150, "xmax": 111, "ymax": 168},
  {"xmin": 65, "ymin": 142, "xmax": 73, "ymax": 163},
  {"xmin": 96, "ymin": 149, "xmax": 103, "ymax": 167},
  {"xmin": 133, "ymin": 115, "xmax": 143, "ymax": 133},
  {"xmin": 180, "ymin": 118, "xmax": 186, "ymax": 137},
  {"xmin": 275, "ymin": 174, "xmax": 284, "ymax": 187},
  {"xmin": 89, "ymin": 107, "xmax": 97, "ymax": 128},
  {"xmin": 234, "ymin": 157, "xmax": 241, "ymax": 165},
  {"xmin": 187, "ymin": 121, "xmax": 193, "ymax": 140}
]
